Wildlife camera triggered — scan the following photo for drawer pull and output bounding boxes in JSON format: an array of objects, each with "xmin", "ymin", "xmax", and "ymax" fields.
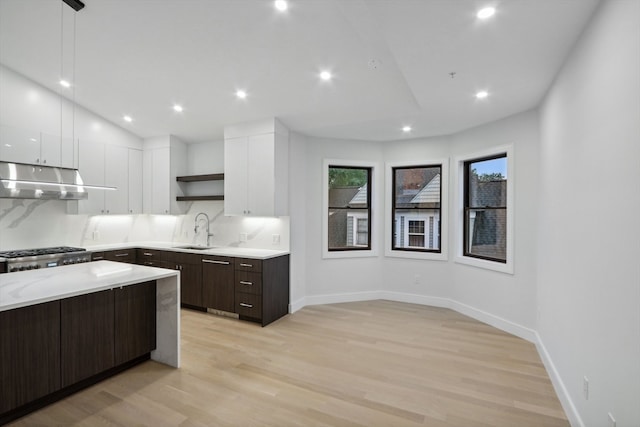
[
  {"xmin": 239, "ymin": 263, "xmax": 253, "ymax": 268},
  {"xmin": 202, "ymin": 259, "xmax": 230, "ymax": 265},
  {"xmin": 239, "ymin": 303, "xmax": 253, "ymax": 308},
  {"xmin": 143, "ymin": 252, "xmax": 153, "ymax": 256},
  {"xmin": 240, "ymin": 281, "xmax": 253, "ymax": 286},
  {"xmin": 115, "ymin": 253, "xmax": 129, "ymax": 257},
  {"xmin": 93, "ymin": 256, "xmax": 104, "ymax": 260}
]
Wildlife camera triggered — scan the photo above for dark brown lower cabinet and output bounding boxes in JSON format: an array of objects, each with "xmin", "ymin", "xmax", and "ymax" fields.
[
  {"xmin": 1, "ymin": 281, "xmax": 158, "ymax": 424},
  {"xmin": 202, "ymin": 256, "xmax": 235, "ymax": 312},
  {"xmin": 115, "ymin": 281, "xmax": 157, "ymax": 365},
  {"xmin": 61, "ymin": 290, "xmax": 115, "ymax": 387},
  {"xmin": 0, "ymin": 301, "xmax": 61, "ymax": 414},
  {"xmin": 165, "ymin": 252, "xmax": 203, "ymax": 308}
]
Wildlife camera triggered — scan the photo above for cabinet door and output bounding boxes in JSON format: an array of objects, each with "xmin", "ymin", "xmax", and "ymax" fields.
[
  {"xmin": 105, "ymin": 145, "xmax": 129, "ymax": 214},
  {"xmin": 202, "ymin": 257, "xmax": 235, "ymax": 312},
  {"xmin": 61, "ymin": 290, "xmax": 115, "ymax": 387},
  {"xmin": 78, "ymin": 140, "xmax": 106, "ymax": 214},
  {"xmin": 152, "ymin": 147, "xmax": 171, "ymax": 214},
  {"xmin": 104, "ymin": 249, "xmax": 136, "ymax": 264},
  {"xmin": 0, "ymin": 125, "xmax": 40, "ymax": 164},
  {"xmin": 128, "ymin": 148, "xmax": 143, "ymax": 214},
  {"xmin": 0, "ymin": 301, "xmax": 61, "ymax": 413},
  {"xmin": 114, "ymin": 281, "xmax": 156, "ymax": 365},
  {"xmin": 223, "ymin": 137, "xmax": 248, "ymax": 215},
  {"xmin": 60, "ymin": 136, "xmax": 77, "ymax": 169},
  {"xmin": 40, "ymin": 132, "xmax": 62, "ymax": 167},
  {"xmin": 247, "ymin": 133, "xmax": 275, "ymax": 216}
]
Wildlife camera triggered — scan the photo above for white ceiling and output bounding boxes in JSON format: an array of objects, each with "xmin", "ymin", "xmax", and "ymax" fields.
[{"xmin": 0, "ymin": 0, "xmax": 600, "ymax": 143}]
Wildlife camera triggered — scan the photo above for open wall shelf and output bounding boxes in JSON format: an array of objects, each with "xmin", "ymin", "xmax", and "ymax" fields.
[{"xmin": 176, "ymin": 173, "xmax": 224, "ymax": 201}]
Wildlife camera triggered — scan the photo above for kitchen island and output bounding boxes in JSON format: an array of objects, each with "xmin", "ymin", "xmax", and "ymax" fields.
[{"xmin": 0, "ymin": 261, "xmax": 180, "ymax": 424}]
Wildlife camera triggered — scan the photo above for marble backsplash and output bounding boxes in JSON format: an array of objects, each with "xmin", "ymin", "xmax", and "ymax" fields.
[{"xmin": 0, "ymin": 199, "xmax": 289, "ymax": 252}]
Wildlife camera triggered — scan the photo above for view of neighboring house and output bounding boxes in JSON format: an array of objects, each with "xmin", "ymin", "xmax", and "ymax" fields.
[
  {"xmin": 393, "ymin": 172, "xmax": 441, "ymax": 250},
  {"xmin": 467, "ymin": 174, "xmax": 507, "ymax": 260}
]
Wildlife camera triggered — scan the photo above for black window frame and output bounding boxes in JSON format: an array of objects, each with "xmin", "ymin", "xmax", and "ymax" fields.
[
  {"xmin": 391, "ymin": 164, "xmax": 442, "ymax": 253},
  {"xmin": 327, "ymin": 165, "xmax": 372, "ymax": 251},
  {"xmin": 463, "ymin": 153, "xmax": 507, "ymax": 263}
]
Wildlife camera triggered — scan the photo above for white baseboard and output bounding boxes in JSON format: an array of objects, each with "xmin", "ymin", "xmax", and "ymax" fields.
[{"xmin": 535, "ymin": 332, "xmax": 583, "ymax": 427}]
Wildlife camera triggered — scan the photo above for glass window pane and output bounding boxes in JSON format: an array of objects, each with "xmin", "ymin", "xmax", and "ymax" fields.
[
  {"xmin": 328, "ymin": 165, "xmax": 371, "ymax": 251},
  {"xmin": 392, "ymin": 165, "xmax": 441, "ymax": 252},
  {"xmin": 465, "ymin": 208, "xmax": 506, "ymax": 261},
  {"xmin": 468, "ymin": 157, "xmax": 507, "ymax": 208}
]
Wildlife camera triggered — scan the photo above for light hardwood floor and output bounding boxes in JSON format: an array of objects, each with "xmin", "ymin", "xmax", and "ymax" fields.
[{"xmin": 10, "ymin": 301, "xmax": 568, "ymax": 426}]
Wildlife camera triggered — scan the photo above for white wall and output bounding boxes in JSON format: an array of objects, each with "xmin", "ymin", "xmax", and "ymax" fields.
[{"xmin": 537, "ymin": 1, "xmax": 640, "ymax": 426}]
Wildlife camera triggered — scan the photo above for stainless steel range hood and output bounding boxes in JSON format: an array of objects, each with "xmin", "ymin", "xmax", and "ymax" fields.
[{"xmin": 0, "ymin": 161, "xmax": 113, "ymax": 200}]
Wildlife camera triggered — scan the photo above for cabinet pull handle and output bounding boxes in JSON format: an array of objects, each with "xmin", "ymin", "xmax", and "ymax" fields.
[
  {"xmin": 143, "ymin": 252, "xmax": 153, "ymax": 256},
  {"xmin": 240, "ymin": 281, "xmax": 253, "ymax": 286},
  {"xmin": 239, "ymin": 303, "xmax": 253, "ymax": 308},
  {"xmin": 202, "ymin": 259, "xmax": 230, "ymax": 265},
  {"xmin": 115, "ymin": 253, "xmax": 129, "ymax": 257},
  {"xmin": 239, "ymin": 263, "xmax": 253, "ymax": 268},
  {"xmin": 93, "ymin": 256, "xmax": 104, "ymax": 260}
]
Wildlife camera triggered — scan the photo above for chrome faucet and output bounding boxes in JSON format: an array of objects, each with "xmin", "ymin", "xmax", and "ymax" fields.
[{"xmin": 194, "ymin": 212, "xmax": 213, "ymax": 246}]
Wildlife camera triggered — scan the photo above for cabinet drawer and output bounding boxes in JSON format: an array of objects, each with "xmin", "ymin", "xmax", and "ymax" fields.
[
  {"xmin": 103, "ymin": 249, "xmax": 136, "ymax": 264},
  {"xmin": 235, "ymin": 292, "xmax": 262, "ymax": 319},
  {"xmin": 235, "ymin": 271, "xmax": 262, "ymax": 295},
  {"xmin": 137, "ymin": 249, "xmax": 165, "ymax": 260},
  {"xmin": 139, "ymin": 259, "xmax": 170, "ymax": 268},
  {"xmin": 235, "ymin": 258, "xmax": 262, "ymax": 273},
  {"xmin": 169, "ymin": 251, "xmax": 203, "ymax": 265},
  {"xmin": 91, "ymin": 251, "xmax": 105, "ymax": 261}
]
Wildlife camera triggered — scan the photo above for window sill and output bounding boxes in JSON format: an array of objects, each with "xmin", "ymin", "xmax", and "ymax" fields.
[
  {"xmin": 385, "ymin": 249, "xmax": 447, "ymax": 261},
  {"xmin": 323, "ymin": 249, "xmax": 379, "ymax": 259},
  {"xmin": 454, "ymin": 255, "xmax": 513, "ymax": 274}
]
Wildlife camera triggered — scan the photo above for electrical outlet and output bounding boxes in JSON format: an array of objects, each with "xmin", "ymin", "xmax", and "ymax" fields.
[
  {"xmin": 413, "ymin": 274, "xmax": 420, "ymax": 285},
  {"xmin": 583, "ymin": 376, "xmax": 589, "ymax": 400},
  {"xmin": 272, "ymin": 234, "xmax": 280, "ymax": 245},
  {"xmin": 608, "ymin": 412, "xmax": 616, "ymax": 427},
  {"xmin": 239, "ymin": 233, "xmax": 248, "ymax": 242},
  {"xmin": 92, "ymin": 231, "xmax": 100, "ymax": 240}
]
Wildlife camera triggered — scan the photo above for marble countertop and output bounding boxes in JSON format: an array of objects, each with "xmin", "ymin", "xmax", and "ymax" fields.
[
  {"xmin": 85, "ymin": 241, "xmax": 289, "ymax": 260},
  {"xmin": 0, "ymin": 260, "xmax": 178, "ymax": 312}
]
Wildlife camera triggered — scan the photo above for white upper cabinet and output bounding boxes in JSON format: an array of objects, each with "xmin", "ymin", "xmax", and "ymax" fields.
[
  {"xmin": 128, "ymin": 149, "xmax": 143, "ymax": 214},
  {"xmin": 142, "ymin": 135, "xmax": 187, "ymax": 215},
  {"xmin": 0, "ymin": 125, "xmax": 76, "ymax": 168},
  {"xmin": 69, "ymin": 140, "xmax": 142, "ymax": 215},
  {"xmin": 224, "ymin": 118, "xmax": 289, "ymax": 217}
]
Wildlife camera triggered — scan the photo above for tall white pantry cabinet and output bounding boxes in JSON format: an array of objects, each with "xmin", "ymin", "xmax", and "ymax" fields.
[{"xmin": 223, "ymin": 118, "xmax": 289, "ymax": 217}]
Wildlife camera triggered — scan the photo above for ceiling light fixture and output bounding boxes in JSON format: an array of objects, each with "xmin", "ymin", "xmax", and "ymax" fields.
[
  {"xmin": 476, "ymin": 91, "xmax": 489, "ymax": 99},
  {"xmin": 236, "ymin": 90, "xmax": 247, "ymax": 99},
  {"xmin": 402, "ymin": 126, "xmax": 412, "ymax": 133},
  {"xmin": 173, "ymin": 104, "xmax": 183, "ymax": 112},
  {"xmin": 274, "ymin": 0, "xmax": 288, "ymax": 12},
  {"xmin": 59, "ymin": 79, "xmax": 71, "ymax": 88},
  {"xmin": 319, "ymin": 71, "xmax": 332, "ymax": 81},
  {"xmin": 123, "ymin": 115, "xmax": 133, "ymax": 123},
  {"xmin": 477, "ymin": 7, "xmax": 496, "ymax": 19}
]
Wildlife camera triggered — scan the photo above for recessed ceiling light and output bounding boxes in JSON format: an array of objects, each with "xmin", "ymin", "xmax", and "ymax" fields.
[
  {"xmin": 274, "ymin": 0, "xmax": 288, "ymax": 12},
  {"xmin": 59, "ymin": 79, "xmax": 71, "ymax": 88},
  {"xmin": 476, "ymin": 91, "xmax": 489, "ymax": 99},
  {"xmin": 236, "ymin": 90, "xmax": 247, "ymax": 99},
  {"xmin": 477, "ymin": 7, "xmax": 496, "ymax": 19},
  {"xmin": 173, "ymin": 104, "xmax": 183, "ymax": 112},
  {"xmin": 402, "ymin": 126, "xmax": 412, "ymax": 133},
  {"xmin": 319, "ymin": 71, "xmax": 332, "ymax": 81},
  {"xmin": 123, "ymin": 115, "xmax": 133, "ymax": 123}
]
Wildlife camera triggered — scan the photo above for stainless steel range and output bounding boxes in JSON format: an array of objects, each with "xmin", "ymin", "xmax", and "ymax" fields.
[{"xmin": 0, "ymin": 246, "xmax": 91, "ymax": 272}]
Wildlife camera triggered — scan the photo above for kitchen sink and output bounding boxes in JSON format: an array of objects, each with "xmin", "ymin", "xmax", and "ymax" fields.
[{"xmin": 172, "ymin": 245, "xmax": 217, "ymax": 250}]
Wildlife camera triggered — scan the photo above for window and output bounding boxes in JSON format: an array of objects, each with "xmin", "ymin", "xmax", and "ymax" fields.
[
  {"xmin": 392, "ymin": 165, "xmax": 441, "ymax": 252},
  {"xmin": 463, "ymin": 154, "xmax": 507, "ymax": 263},
  {"xmin": 327, "ymin": 166, "xmax": 371, "ymax": 251}
]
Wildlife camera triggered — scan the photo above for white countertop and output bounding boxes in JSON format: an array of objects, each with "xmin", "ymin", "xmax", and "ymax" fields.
[
  {"xmin": 85, "ymin": 241, "xmax": 289, "ymax": 260},
  {"xmin": 0, "ymin": 260, "xmax": 178, "ymax": 312}
]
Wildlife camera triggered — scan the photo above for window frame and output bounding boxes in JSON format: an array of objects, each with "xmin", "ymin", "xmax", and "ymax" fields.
[
  {"xmin": 323, "ymin": 159, "xmax": 378, "ymax": 259},
  {"xmin": 455, "ymin": 146, "xmax": 514, "ymax": 274},
  {"xmin": 385, "ymin": 159, "xmax": 449, "ymax": 261}
]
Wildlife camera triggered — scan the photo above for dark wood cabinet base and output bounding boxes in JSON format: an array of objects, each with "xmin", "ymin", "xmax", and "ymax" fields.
[{"xmin": 0, "ymin": 354, "xmax": 149, "ymax": 426}]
